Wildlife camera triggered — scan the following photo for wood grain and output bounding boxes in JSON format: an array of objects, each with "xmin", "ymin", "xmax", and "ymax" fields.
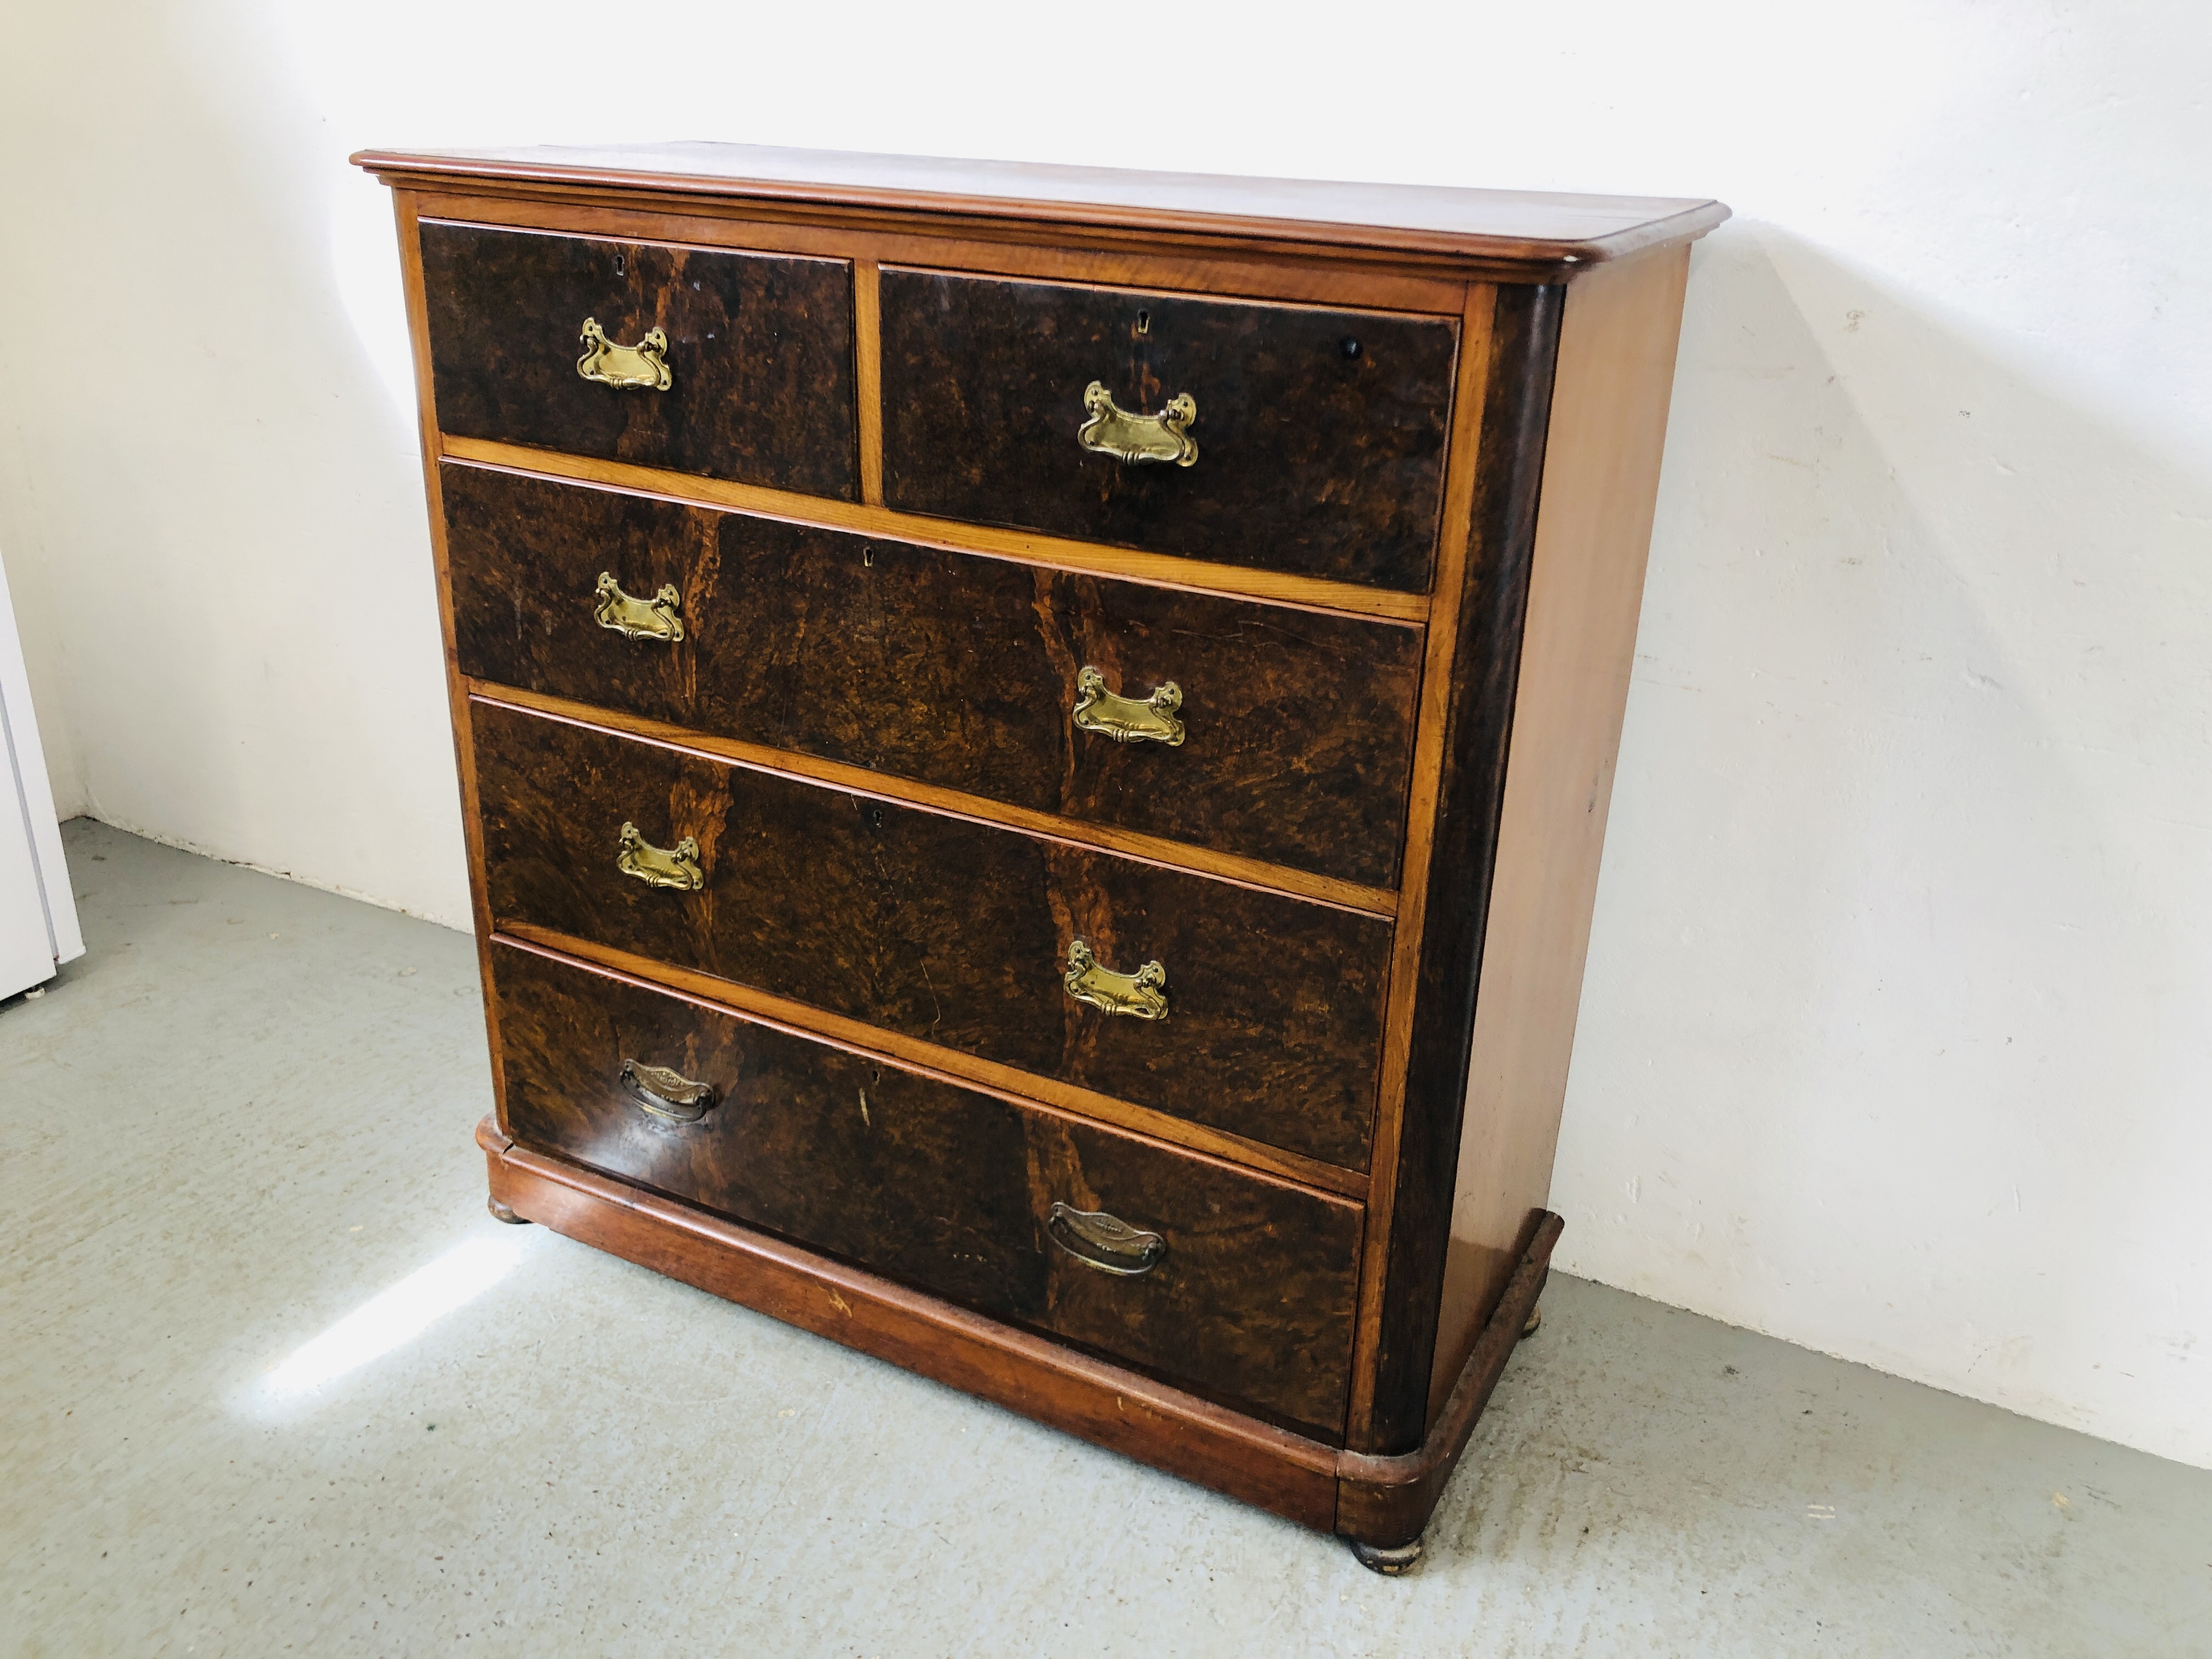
[
  {"xmin": 360, "ymin": 142, "xmax": 1731, "ymax": 278},
  {"xmin": 1425, "ymin": 247, "xmax": 1692, "ymax": 1418},
  {"xmin": 492, "ymin": 941, "xmax": 1364, "ymax": 1434},
  {"xmin": 1336, "ymin": 1211, "xmax": 1560, "ymax": 1547},
  {"xmin": 391, "ymin": 190, "xmax": 512, "ymax": 1130},
  {"xmin": 1342, "ymin": 281, "xmax": 1496, "ymax": 1444},
  {"xmin": 1352, "ymin": 282, "xmax": 1565, "ymax": 1454},
  {"xmin": 479, "ymin": 1116, "xmax": 1343, "ymax": 1526},
  {"xmin": 419, "ymin": 220, "xmax": 859, "ymax": 498},
  {"xmin": 469, "ymin": 698, "xmax": 1394, "ymax": 1171},
  {"xmin": 879, "ymin": 269, "xmax": 1457, "ymax": 593},
  {"xmin": 439, "ymin": 437, "xmax": 1427, "ymax": 625},
  {"xmin": 496, "ymin": 923, "xmax": 1367, "ymax": 1198},
  {"xmin": 441, "ymin": 464, "xmax": 1423, "ymax": 890},
  {"xmin": 466, "ymin": 680, "xmax": 1396, "ymax": 919},
  {"xmin": 854, "ymin": 257, "xmax": 884, "ymax": 505},
  {"xmin": 403, "ymin": 190, "xmax": 1470, "ymax": 315}
]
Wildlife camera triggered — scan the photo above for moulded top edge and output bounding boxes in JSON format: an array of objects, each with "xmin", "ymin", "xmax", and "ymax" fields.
[{"xmin": 351, "ymin": 140, "xmax": 1730, "ymax": 272}]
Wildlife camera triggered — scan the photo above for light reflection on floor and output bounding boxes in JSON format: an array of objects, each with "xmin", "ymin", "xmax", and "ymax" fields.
[{"xmin": 259, "ymin": 1225, "xmax": 539, "ymax": 1401}]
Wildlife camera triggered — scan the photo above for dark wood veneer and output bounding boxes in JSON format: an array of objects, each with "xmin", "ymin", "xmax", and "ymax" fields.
[
  {"xmin": 420, "ymin": 221, "xmax": 859, "ymax": 498},
  {"xmin": 372, "ymin": 141, "xmax": 1716, "ymax": 1564},
  {"xmin": 479, "ymin": 1110, "xmax": 1560, "ymax": 1548},
  {"xmin": 470, "ymin": 698, "xmax": 1392, "ymax": 1171},
  {"xmin": 493, "ymin": 941, "xmax": 1362, "ymax": 1434},
  {"xmin": 442, "ymin": 464, "xmax": 1423, "ymax": 889},
  {"xmin": 1363, "ymin": 284, "xmax": 1562, "ymax": 1453},
  {"xmin": 879, "ymin": 270, "xmax": 1457, "ymax": 592}
]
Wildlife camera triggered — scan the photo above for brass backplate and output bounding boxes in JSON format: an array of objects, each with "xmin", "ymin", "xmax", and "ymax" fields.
[
  {"xmin": 1046, "ymin": 1200, "xmax": 1167, "ymax": 1276},
  {"xmin": 1063, "ymin": 939, "xmax": 1168, "ymax": 1020},
  {"xmin": 594, "ymin": 573, "xmax": 685, "ymax": 642},
  {"xmin": 620, "ymin": 1060, "xmax": 717, "ymax": 1124},
  {"xmin": 1076, "ymin": 382, "xmax": 1198, "ymax": 466},
  {"xmin": 1070, "ymin": 665, "xmax": 1184, "ymax": 746},
  {"xmin": 577, "ymin": 318, "xmax": 673, "ymax": 391},
  {"xmin": 614, "ymin": 821, "xmax": 703, "ymax": 890}
]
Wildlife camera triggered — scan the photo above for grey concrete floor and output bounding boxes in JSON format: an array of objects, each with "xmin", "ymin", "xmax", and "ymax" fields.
[{"xmin": 4, "ymin": 820, "xmax": 2209, "ymax": 1657}]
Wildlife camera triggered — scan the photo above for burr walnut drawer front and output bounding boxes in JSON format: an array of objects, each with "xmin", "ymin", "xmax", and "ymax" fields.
[
  {"xmin": 491, "ymin": 942, "xmax": 1363, "ymax": 1436},
  {"xmin": 417, "ymin": 221, "xmax": 859, "ymax": 499},
  {"xmin": 443, "ymin": 465, "xmax": 1424, "ymax": 890},
  {"xmin": 470, "ymin": 699, "xmax": 1392, "ymax": 1173},
  {"xmin": 877, "ymin": 269, "xmax": 1460, "ymax": 594}
]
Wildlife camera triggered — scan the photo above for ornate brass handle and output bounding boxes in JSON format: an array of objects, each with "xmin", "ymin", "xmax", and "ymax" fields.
[
  {"xmin": 1076, "ymin": 382, "xmax": 1197, "ymax": 466},
  {"xmin": 1047, "ymin": 1201, "xmax": 1166, "ymax": 1277},
  {"xmin": 1071, "ymin": 665, "xmax": 1184, "ymax": 746},
  {"xmin": 1063, "ymin": 940, "xmax": 1167, "ymax": 1020},
  {"xmin": 577, "ymin": 317, "xmax": 673, "ymax": 391},
  {"xmin": 620, "ymin": 1059, "xmax": 716, "ymax": 1124},
  {"xmin": 593, "ymin": 573, "xmax": 685, "ymax": 642},
  {"xmin": 615, "ymin": 822, "xmax": 703, "ymax": 891}
]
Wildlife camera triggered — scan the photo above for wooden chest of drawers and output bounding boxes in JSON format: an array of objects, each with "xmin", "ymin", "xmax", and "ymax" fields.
[{"xmin": 357, "ymin": 141, "xmax": 1724, "ymax": 1571}]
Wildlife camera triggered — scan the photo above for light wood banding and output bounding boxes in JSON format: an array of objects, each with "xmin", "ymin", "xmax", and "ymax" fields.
[{"xmin": 440, "ymin": 437, "xmax": 1427, "ymax": 625}]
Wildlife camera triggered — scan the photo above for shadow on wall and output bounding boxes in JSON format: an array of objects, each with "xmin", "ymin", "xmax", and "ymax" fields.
[
  {"xmin": 0, "ymin": 0, "xmax": 469, "ymax": 924},
  {"xmin": 1550, "ymin": 223, "xmax": 2212, "ymax": 1465}
]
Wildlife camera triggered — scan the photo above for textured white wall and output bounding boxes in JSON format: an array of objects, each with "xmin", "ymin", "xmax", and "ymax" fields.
[{"xmin": 1, "ymin": 0, "xmax": 2204, "ymax": 1465}]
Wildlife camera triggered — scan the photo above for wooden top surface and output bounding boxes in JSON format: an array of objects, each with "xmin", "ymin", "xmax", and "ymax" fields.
[{"xmin": 353, "ymin": 142, "xmax": 1728, "ymax": 272}]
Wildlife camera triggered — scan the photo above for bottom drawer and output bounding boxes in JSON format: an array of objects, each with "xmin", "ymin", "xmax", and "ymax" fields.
[{"xmin": 489, "ymin": 941, "xmax": 1363, "ymax": 1437}]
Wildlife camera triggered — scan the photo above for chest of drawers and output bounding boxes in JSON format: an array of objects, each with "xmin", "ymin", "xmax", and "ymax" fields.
[{"xmin": 357, "ymin": 141, "xmax": 1724, "ymax": 1571}]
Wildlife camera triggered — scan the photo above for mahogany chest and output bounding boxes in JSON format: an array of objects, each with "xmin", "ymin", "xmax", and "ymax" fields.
[{"xmin": 356, "ymin": 140, "xmax": 1724, "ymax": 1571}]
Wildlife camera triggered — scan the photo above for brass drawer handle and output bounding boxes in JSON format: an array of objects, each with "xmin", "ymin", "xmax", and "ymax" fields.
[
  {"xmin": 593, "ymin": 573, "xmax": 685, "ymax": 642},
  {"xmin": 1063, "ymin": 940, "xmax": 1167, "ymax": 1020},
  {"xmin": 1076, "ymin": 382, "xmax": 1198, "ymax": 467},
  {"xmin": 1047, "ymin": 1201, "xmax": 1166, "ymax": 1277},
  {"xmin": 620, "ymin": 1059, "xmax": 716, "ymax": 1124},
  {"xmin": 615, "ymin": 822, "xmax": 703, "ymax": 891},
  {"xmin": 1071, "ymin": 665, "xmax": 1184, "ymax": 746},
  {"xmin": 577, "ymin": 317, "xmax": 673, "ymax": 391}
]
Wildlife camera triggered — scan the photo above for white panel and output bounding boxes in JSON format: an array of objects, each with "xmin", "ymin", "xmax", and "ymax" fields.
[{"xmin": 0, "ymin": 546, "xmax": 80, "ymax": 997}]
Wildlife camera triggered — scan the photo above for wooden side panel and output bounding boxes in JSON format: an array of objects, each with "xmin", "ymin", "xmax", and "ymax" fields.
[
  {"xmin": 1359, "ymin": 284, "xmax": 1564, "ymax": 1453},
  {"xmin": 419, "ymin": 222, "xmax": 859, "ymax": 499},
  {"xmin": 493, "ymin": 941, "xmax": 1363, "ymax": 1435},
  {"xmin": 469, "ymin": 698, "xmax": 1393, "ymax": 1171},
  {"xmin": 439, "ymin": 464, "xmax": 1424, "ymax": 889},
  {"xmin": 481, "ymin": 1120, "xmax": 1342, "ymax": 1528},
  {"xmin": 879, "ymin": 270, "xmax": 1457, "ymax": 592},
  {"xmin": 1425, "ymin": 246, "xmax": 1692, "ymax": 1418},
  {"xmin": 390, "ymin": 191, "xmax": 512, "ymax": 1132}
]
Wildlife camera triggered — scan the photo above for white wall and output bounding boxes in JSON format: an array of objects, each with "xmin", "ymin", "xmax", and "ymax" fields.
[{"xmin": 2, "ymin": 0, "xmax": 2205, "ymax": 1466}]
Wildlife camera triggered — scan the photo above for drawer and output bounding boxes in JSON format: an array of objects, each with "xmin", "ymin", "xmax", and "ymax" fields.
[
  {"xmin": 878, "ymin": 270, "xmax": 1459, "ymax": 593},
  {"xmin": 419, "ymin": 221, "xmax": 858, "ymax": 499},
  {"xmin": 491, "ymin": 943, "xmax": 1363, "ymax": 1436},
  {"xmin": 444, "ymin": 465, "xmax": 1423, "ymax": 890},
  {"xmin": 471, "ymin": 700, "xmax": 1392, "ymax": 1172}
]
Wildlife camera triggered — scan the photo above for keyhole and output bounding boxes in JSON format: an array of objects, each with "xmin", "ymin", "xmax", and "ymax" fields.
[
  {"xmin": 613, "ymin": 251, "xmax": 627, "ymax": 277},
  {"xmin": 1135, "ymin": 309, "xmax": 1150, "ymax": 336},
  {"xmin": 1341, "ymin": 336, "xmax": 1362, "ymax": 360}
]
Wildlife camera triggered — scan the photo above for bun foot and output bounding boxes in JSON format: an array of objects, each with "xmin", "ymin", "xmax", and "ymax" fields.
[
  {"xmin": 1521, "ymin": 1302, "xmax": 1543, "ymax": 1338},
  {"xmin": 1350, "ymin": 1538, "xmax": 1423, "ymax": 1576},
  {"xmin": 487, "ymin": 1195, "xmax": 529, "ymax": 1224}
]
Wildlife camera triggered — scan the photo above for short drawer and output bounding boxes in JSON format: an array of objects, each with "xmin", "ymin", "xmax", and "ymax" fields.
[
  {"xmin": 470, "ymin": 699, "xmax": 1392, "ymax": 1172},
  {"xmin": 878, "ymin": 269, "xmax": 1459, "ymax": 593},
  {"xmin": 443, "ymin": 465, "xmax": 1423, "ymax": 890},
  {"xmin": 419, "ymin": 221, "xmax": 858, "ymax": 499},
  {"xmin": 491, "ymin": 942, "xmax": 1363, "ymax": 1436}
]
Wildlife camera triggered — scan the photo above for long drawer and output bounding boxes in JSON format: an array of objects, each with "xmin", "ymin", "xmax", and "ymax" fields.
[
  {"xmin": 419, "ymin": 221, "xmax": 859, "ymax": 499},
  {"xmin": 878, "ymin": 269, "xmax": 1459, "ymax": 592},
  {"xmin": 491, "ymin": 941, "xmax": 1363, "ymax": 1436},
  {"xmin": 470, "ymin": 698, "xmax": 1392, "ymax": 1172},
  {"xmin": 443, "ymin": 465, "xmax": 1423, "ymax": 890}
]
